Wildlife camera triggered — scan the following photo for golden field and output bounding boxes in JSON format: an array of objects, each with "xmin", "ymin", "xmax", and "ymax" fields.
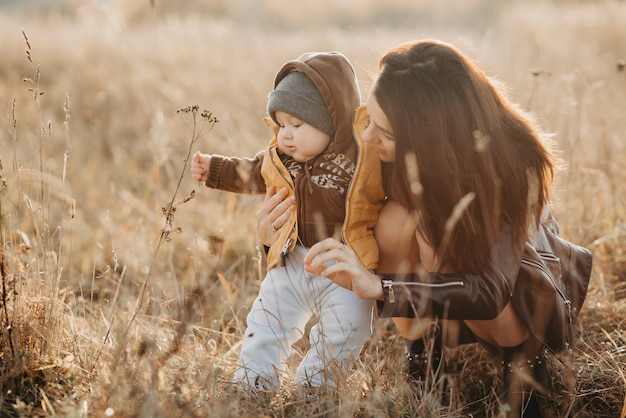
[{"xmin": 0, "ymin": 1, "xmax": 625, "ymax": 416}]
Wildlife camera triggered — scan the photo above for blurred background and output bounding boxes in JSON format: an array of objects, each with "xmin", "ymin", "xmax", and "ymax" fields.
[{"xmin": 0, "ymin": 0, "xmax": 525, "ymax": 28}]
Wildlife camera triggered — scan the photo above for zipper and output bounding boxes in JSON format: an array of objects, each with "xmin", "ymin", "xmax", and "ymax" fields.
[
  {"xmin": 381, "ymin": 279, "xmax": 395, "ymax": 303},
  {"xmin": 400, "ymin": 281, "xmax": 465, "ymax": 288},
  {"xmin": 524, "ymin": 249, "xmax": 575, "ymax": 347},
  {"xmin": 341, "ymin": 113, "xmax": 360, "ymax": 245},
  {"xmin": 382, "ymin": 278, "xmax": 464, "ymax": 304},
  {"xmin": 304, "ymin": 162, "xmax": 314, "ymax": 195},
  {"xmin": 521, "ymin": 256, "xmax": 572, "ymax": 320},
  {"xmin": 269, "ymin": 147, "xmax": 296, "ymax": 256},
  {"xmin": 281, "ymin": 237, "xmax": 292, "ymax": 256},
  {"xmin": 535, "ymin": 250, "xmax": 561, "ymax": 264}
]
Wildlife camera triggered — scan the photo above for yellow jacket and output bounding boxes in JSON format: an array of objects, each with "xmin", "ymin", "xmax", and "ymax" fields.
[
  {"xmin": 261, "ymin": 104, "xmax": 384, "ymax": 270},
  {"xmin": 204, "ymin": 51, "xmax": 385, "ymax": 271}
]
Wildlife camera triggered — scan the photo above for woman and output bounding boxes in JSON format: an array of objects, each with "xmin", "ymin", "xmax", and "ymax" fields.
[{"xmin": 258, "ymin": 40, "xmax": 579, "ymax": 417}]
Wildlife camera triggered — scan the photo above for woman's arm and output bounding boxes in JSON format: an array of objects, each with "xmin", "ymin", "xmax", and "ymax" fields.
[
  {"xmin": 378, "ymin": 220, "xmax": 521, "ymax": 320},
  {"xmin": 377, "ymin": 269, "xmax": 513, "ymax": 320},
  {"xmin": 304, "ymin": 224, "xmax": 522, "ymax": 321},
  {"xmin": 303, "ymin": 238, "xmax": 384, "ymax": 300}
]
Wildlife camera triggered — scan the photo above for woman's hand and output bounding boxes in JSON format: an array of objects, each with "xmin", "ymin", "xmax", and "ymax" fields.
[
  {"xmin": 304, "ymin": 238, "xmax": 384, "ymax": 300},
  {"xmin": 256, "ymin": 185, "xmax": 296, "ymax": 247},
  {"xmin": 191, "ymin": 151, "xmax": 211, "ymax": 183}
]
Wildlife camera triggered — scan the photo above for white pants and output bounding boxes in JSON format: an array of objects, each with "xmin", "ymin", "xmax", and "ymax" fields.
[{"xmin": 233, "ymin": 245, "xmax": 374, "ymax": 389}]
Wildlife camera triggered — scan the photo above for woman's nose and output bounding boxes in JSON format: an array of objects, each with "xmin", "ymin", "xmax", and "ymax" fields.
[{"xmin": 361, "ymin": 125, "xmax": 376, "ymax": 144}]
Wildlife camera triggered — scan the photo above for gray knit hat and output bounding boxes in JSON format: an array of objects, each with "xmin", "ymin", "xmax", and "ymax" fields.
[{"xmin": 267, "ymin": 71, "xmax": 334, "ymax": 136}]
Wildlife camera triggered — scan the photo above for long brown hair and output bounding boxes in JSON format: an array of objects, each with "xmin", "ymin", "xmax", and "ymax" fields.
[{"xmin": 373, "ymin": 40, "xmax": 557, "ymax": 272}]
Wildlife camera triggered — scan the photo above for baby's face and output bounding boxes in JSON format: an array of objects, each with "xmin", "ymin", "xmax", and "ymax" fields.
[{"xmin": 275, "ymin": 111, "xmax": 331, "ymax": 163}]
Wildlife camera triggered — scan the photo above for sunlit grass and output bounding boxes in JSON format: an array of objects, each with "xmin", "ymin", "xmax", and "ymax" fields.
[{"xmin": 1, "ymin": 2, "xmax": 625, "ymax": 416}]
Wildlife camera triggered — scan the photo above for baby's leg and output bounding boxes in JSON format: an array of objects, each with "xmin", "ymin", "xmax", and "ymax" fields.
[
  {"xmin": 296, "ymin": 281, "xmax": 374, "ymax": 387},
  {"xmin": 233, "ymin": 264, "xmax": 310, "ymax": 390}
]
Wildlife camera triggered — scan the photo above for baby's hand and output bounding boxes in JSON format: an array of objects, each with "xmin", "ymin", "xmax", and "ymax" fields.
[{"xmin": 191, "ymin": 151, "xmax": 211, "ymax": 183}]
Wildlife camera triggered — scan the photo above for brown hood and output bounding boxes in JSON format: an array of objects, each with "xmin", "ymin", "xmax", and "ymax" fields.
[{"xmin": 271, "ymin": 51, "xmax": 361, "ymax": 153}]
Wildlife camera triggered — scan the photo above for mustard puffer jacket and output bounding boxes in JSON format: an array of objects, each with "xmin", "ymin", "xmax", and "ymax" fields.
[
  {"xmin": 205, "ymin": 51, "xmax": 385, "ymax": 271},
  {"xmin": 261, "ymin": 104, "xmax": 384, "ymax": 270}
]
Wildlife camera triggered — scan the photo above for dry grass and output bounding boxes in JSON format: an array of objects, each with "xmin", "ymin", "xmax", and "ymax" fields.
[{"xmin": 0, "ymin": 1, "xmax": 625, "ymax": 417}]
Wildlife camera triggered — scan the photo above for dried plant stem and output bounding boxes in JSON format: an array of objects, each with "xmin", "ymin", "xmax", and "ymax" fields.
[
  {"xmin": 21, "ymin": 30, "xmax": 52, "ymax": 291},
  {"xmin": 124, "ymin": 106, "xmax": 218, "ymax": 336},
  {"xmin": 0, "ymin": 207, "xmax": 14, "ymax": 358},
  {"xmin": 2, "ymin": 100, "xmax": 17, "ymax": 357}
]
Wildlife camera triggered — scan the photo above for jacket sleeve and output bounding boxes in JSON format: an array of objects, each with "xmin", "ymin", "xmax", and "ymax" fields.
[
  {"xmin": 205, "ymin": 150, "xmax": 266, "ymax": 194},
  {"xmin": 377, "ymin": 223, "xmax": 522, "ymax": 321}
]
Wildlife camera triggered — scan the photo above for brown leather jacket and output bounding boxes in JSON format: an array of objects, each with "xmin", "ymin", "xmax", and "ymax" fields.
[{"xmin": 377, "ymin": 209, "xmax": 592, "ymax": 354}]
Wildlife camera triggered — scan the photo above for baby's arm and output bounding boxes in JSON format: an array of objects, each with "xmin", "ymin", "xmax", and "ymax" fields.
[
  {"xmin": 191, "ymin": 150, "xmax": 266, "ymax": 194},
  {"xmin": 191, "ymin": 151, "xmax": 211, "ymax": 183}
]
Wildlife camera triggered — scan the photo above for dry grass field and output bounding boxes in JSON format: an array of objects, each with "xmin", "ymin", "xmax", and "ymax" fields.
[{"xmin": 0, "ymin": 0, "xmax": 625, "ymax": 416}]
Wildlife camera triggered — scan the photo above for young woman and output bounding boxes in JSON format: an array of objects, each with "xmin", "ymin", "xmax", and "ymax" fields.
[{"xmin": 261, "ymin": 40, "xmax": 589, "ymax": 417}]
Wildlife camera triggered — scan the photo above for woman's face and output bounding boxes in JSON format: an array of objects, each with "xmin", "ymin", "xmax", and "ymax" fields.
[{"xmin": 361, "ymin": 93, "xmax": 396, "ymax": 163}]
